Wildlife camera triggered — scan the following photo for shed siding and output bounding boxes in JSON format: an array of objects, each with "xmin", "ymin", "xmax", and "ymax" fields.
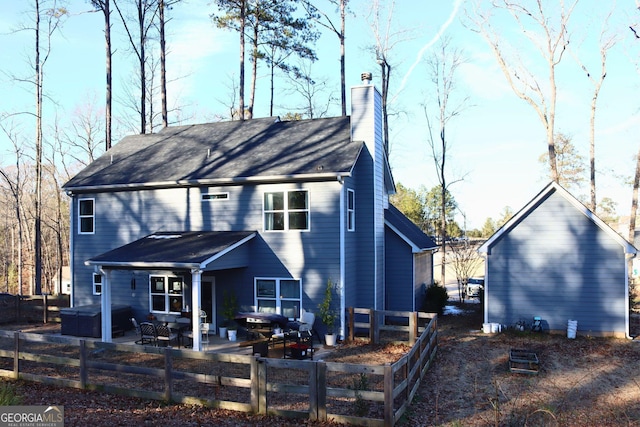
[{"xmin": 487, "ymin": 191, "xmax": 627, "ymax": 334}]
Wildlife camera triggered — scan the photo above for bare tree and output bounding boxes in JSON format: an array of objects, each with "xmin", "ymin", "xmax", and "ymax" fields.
[
  {"xmin": 213, "ymin": 0, "xmax": 247, "ymax": 120},
  {"xmin": 304, "ymin": 0, "xmax": 348, "ymax": 116},
  {"xmin": 90, "ymin": 0, "xmax": 114, "ymax": 150},
  {"xmin": 283, "ymin": 59, "xmax": 336, "ymax": 119},
  {"xmin": 449, "ymin": 242, "xmax": 483, "ymax": 302},
  {"xmin": 0, "ymin": 121, "xmax": 26, "ymax": 295},
  {"xmin": 469, "ymin": 0, "xmax": 579, "ymax": 182},
  {"xmin": 366, "ymin": 0, "xmax": 414, "ymax": 157},
  {"xmin": 570, "ymin": 10, "xmax": 617, "ymax": 211},
  {"xmin": 114, "ymin": 0, "xmax": 159, "ymax": 134},
  {"xmin": 423, "ymin": 36, "xmax": 468, "ymax": 286}
]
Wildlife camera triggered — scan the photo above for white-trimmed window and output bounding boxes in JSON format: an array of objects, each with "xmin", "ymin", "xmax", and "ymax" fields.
[
  {"xmin": 201, "ymin": 192, "xmax": 229, "ymax": 201},
  {"xmin": 78, "ymin": 198, "xmax": 95, "ymax": 234},
  {"xmin": 347, "ymin": 189, "xmax": 355, "ymax": 231},
  {"xmin": 255, "ymin": 278, "xmax": 302, "ymax": 319},
  {"xmin": 150, "ymin": 275, "xmax": 184, "ymax": 314},
  {"xmin": 264, "ymin": 190, "xmax": 309, "ymax": 231},
  {"xmin": 93, "ymin": 274, "xmax": 102, "ymax": 295}
]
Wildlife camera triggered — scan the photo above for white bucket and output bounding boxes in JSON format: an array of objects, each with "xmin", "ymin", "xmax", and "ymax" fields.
[
  {"xmin": 491, "ymin": 323, "xmax": 501, "ymax": 333},
  {"xmin": 483, "ymin": 323, "xmax": 491, "ymax": 333},
  {"xmin": 228, "ymin": 329, "xmax": 237, "ymax": 341},
  {"xmin": 567, "ymin": 319, "xmax": 578, "ymax": 339}
]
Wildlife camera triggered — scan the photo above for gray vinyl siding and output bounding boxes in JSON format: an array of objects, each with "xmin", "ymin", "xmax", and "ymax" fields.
[
  {"xmin": 486, "ymin": 192, "xmax": 627, "ymax": 334},
  {"xmin": 384, "ymin": 227, "xmax": 413, "ymax": 311},
  {"xmin": 349, "ymin": 148, "xmax": 376, "ymax": 311},
  {"xmin": 70, "ymin": 180, "xmax": 342, "ymax": 322}
]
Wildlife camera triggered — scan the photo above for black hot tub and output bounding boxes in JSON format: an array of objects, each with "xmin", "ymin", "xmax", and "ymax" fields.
[{"xmin": 61, "ymin": 304, "xmax": 132, "ymax": 338}]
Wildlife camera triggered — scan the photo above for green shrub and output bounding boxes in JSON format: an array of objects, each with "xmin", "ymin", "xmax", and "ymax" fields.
[
  {"xmin": 421, "ymin": 283, "xmax": 449, "ymax": 315},
  {"xmin": 0, "ymin": 382, "xmax": 22, "ymax": 405}
]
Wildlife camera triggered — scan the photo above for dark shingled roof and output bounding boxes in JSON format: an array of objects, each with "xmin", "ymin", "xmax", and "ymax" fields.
[
  {"xmin": 385, "ymin": 204, "xmax": 437, "ymax": 251},
  {"xmin": 64, "ymin": 116, "xmax": 360, "ymax": 191},
  {"xmin": 86, "ymin": 231, "xmax": 256, "ymax": 269}
]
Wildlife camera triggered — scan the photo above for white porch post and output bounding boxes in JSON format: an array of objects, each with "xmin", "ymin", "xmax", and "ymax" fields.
[
  {"xmin": 191, "ymin": 269, "xmax": 202, "ymax": 351},
  {"xmin": 99, "ymin": 267, "xmax": 112, "ymax": 343}
]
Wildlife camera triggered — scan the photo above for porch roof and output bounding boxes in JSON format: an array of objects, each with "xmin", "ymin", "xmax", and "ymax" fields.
[{"xmin": 85, "ymin": 231, "xmax": 257, "ymax": 270}]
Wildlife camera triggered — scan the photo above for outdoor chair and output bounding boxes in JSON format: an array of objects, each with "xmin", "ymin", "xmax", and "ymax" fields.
[
  {"xmin": 131, "ymin": 318, "xmax": 143, "ymax": 344},
  {"xmin": 138, "ymin": 321, "xmax": 157, "ymax": 346},
  {"xmin": 156, "ymin": 323, "xmax": 179, "ymax": 347},
  {"xmin": 297, "ymin": 309, "xmax": 321, "ymax": 343}
]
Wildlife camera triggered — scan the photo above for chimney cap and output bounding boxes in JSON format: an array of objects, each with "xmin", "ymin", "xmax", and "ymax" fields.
[{"xmin": 361, "ymin": 72, "xmax": 372, "ymax": 84}]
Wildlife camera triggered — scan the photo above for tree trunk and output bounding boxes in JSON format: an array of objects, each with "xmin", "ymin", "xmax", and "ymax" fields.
[
  {"xmin": 34, "ymin": 0, "xmax": 43, "ymax": 295},
  {"xmin": 159, "ymin": 0, "xmax": 168, "ymax": 128},
  {"xmin": 105, "ymin": 0, "xmax": 112, "ymax": 150},
  {"xmin": 248, "ymin": 22, "xmax": 258, "ymax": 120},
  {"xmin": 339, "ymin": 0, "xmax": 346, "ymax": 117},
  {"xmin": 239, "ymin": 0, "xmax": 246, "ymax": 120},
  {"xmin": 138, "ymin": 0, "xmax": 146, "ymax": 133}
]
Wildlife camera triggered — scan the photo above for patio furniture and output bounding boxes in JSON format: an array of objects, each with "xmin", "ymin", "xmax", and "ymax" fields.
[
  {"xmin": 282, "ymin": 330, "xmax": 314, "ymax": 360},
  {"xmin": 201, "ymin": 323, "xmax": 210, "ymax": 346},
  {"xmin": 131, "ymin": 318, "xmax": 143, "ymax": 344},
  {"xmin": 156, "ymin": 323, "xmax": 179, "ymax": 347},
  {"xmin": 138, "ymin": 321, "xmax": 157, "ymax": 346}
]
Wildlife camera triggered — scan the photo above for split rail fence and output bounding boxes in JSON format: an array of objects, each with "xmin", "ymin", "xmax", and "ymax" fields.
[{"xmin": 0, "ymin": 309, "xmax": 437, "ymax": 427}]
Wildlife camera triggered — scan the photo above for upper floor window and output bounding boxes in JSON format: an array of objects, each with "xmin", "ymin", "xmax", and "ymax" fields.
[
  {"xmin": 347, "ymin": 189, "xmax": 355, "ymax": 231},
  {"xmin": 150, "ymin": 275, "xmax": 184, "ymax": 314},
  {"xmin": 78, "ymin": 199, "xmax": 95, "ymax": 234},
  {"xmin": 93, "ymin": 274, "xmax": 102, "ymax": 295},
  {"xmin": 264, "ymin": 190, "xmax": 309, "ymax": 231}
]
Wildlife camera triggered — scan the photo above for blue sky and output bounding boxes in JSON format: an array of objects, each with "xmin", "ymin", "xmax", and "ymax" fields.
[{"xmin": 0, "ymin": 0, "xmax": 638, "ymax": 230}]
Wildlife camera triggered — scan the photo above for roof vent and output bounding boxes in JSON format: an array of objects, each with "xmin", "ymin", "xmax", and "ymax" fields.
[{"xmin": 361, "ymin": 72, "xmax": 372, "ymax": 84}]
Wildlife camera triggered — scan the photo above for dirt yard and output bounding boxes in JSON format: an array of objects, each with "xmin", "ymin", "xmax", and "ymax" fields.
[{"xmin": 4, "ymin": 305, "xmax": 640, "ymax": 426}]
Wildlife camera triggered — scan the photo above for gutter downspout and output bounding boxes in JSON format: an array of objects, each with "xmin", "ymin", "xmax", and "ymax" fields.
[
  {"xmin": 338, "ymin": 176, "xmax": 346, "ymax": 340},
  {"xmin": 69, "ymin": 195, "xmax": 74, "ymax": 307}
]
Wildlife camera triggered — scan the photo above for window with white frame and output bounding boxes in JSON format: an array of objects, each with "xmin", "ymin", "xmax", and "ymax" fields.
[
  {"xmin": 347, "ymin": 189, "xmax": 355, "ymax": 231},
  {"xmin": 255, "ymin": 278, "xmax": 302, "ymax": 319},
  {"xmin": 264, "ymin": 190, "xmax": 309, "ymax": 231},
  {"xmin": 150, "ymin": 275, "xmax": 184, "ymax": 314},
  {"xmin": 92, "ymin": 273, "xmax": 102, "ymax": 295},
  {"xmin": 78, "ymin": 199, "xmax": 95, "ymax": 234}
]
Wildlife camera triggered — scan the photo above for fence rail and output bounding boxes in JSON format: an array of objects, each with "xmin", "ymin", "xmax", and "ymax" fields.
[
  {"xmin": 0, "ymin": 294, "xmax": 69, "ymax": 324},
  {"xmin": 0, "ymin": 309, "xmax": 437, "ymax": 426}
]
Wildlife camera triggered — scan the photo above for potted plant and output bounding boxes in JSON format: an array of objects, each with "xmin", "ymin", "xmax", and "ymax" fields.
[
  {"xmin": 318, "ymin": 279, "xmax": 338, "ymax": 346},
  {"xmin": 221, "ymin": 290, "xmax": 239, "ymax": 340}
]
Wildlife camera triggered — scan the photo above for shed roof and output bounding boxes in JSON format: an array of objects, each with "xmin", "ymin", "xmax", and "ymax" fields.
[
  {"xmin": 86, "ymin": 231, "xmax": 256, "ymax": 270},
  {"xmin": 478, "ymin": 182, "xmax": 637, "ymax": 256},
  {"xmin": 64, "ymin": 116, "xmax": 360, "ymax": 192},
  {"xmin": 385, "ymin": 204, "xmax": 438, "ymax": 253}
]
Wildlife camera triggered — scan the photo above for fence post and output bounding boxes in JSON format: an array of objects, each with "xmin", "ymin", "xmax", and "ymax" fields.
[
  {"xmin": 384, "ymin": 363, "xmax": 393, "ymax": 426},
  {"xmin": 370, "ymin": 309, "xmax": 378, "ymax": 345},
  {"xmin": 250, "ymin": 356, "xmax": 259, "ymax": 413},
  {"xmin": 13, "ymin": 332, "xmax": 19, "ymax": 380},
  {"xmin": 43, "ymin": 294, "xmax": 48, "ymax": 324},
  {"xmin": 347, "ymin": 307, "xmax": 354, "ymax": 342},
  {"xmin": 316, "ymin": 361, "xmax": 327, "ymax": 421},
  {"xmin": 79, "ymin": 340, "xmax": 87, "ymax": 388},
  {"xmin": 409, "ymin": 312, "xmax": 417, "ymax": 346},
  {"xmin": 258, "ymin": 357, "xmax": 267, "ymax": 414},
  {"xmin": 309, "ymin": 359, "xmax": 318, "ymax": 420},
  {"xmin": 164, "ymin": 348, "xmax": 173, "ymax": 402}
]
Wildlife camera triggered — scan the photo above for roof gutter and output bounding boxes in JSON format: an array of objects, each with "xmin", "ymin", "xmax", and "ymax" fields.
[{"xmin": 64, "ymin": 172, "xmax": 353, "ymax": 194}]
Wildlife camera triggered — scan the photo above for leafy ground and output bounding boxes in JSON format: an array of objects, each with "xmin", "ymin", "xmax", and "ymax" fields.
[{"xmin": 3, "ymin": 305, "xmax": 640, "ymax": 426}]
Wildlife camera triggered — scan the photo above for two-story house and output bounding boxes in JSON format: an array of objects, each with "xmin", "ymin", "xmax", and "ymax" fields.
[{"xmin": 62, "ymin": 76, "xmax": 437, "ymax": 350}]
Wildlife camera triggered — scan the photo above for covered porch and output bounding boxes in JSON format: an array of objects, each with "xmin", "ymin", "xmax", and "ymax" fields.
[{"xmin": 85, "ymin": 231, "xmax": 257, "ymax": 351}]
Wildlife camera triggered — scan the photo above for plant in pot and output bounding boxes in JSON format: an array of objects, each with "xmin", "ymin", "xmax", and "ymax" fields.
[
  {"xmin": 221, "ymin": 290, "xmax": 239, "ymax": 341},
  {"xmin": 318, "ymin": 279, "xmax": 338, "ymax": 346}
]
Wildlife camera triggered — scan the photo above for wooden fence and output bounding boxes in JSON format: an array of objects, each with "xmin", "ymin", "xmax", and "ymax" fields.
[
  {"xmin": 0, "ymin": 309, "xmax": 437, "ymax": 427},
  {"xmin": 0, "ymin": 294, "xmax": 69, "ymax": 324}
]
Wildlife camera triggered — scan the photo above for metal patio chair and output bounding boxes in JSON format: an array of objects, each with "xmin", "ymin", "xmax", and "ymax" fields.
[
  {"xmin": 156, "ymin": 323, "xmax": 179, "ymax": 347},
  {"xmin": 138, "ymin": 321, "xmax": 158, "ymax": 346}
]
